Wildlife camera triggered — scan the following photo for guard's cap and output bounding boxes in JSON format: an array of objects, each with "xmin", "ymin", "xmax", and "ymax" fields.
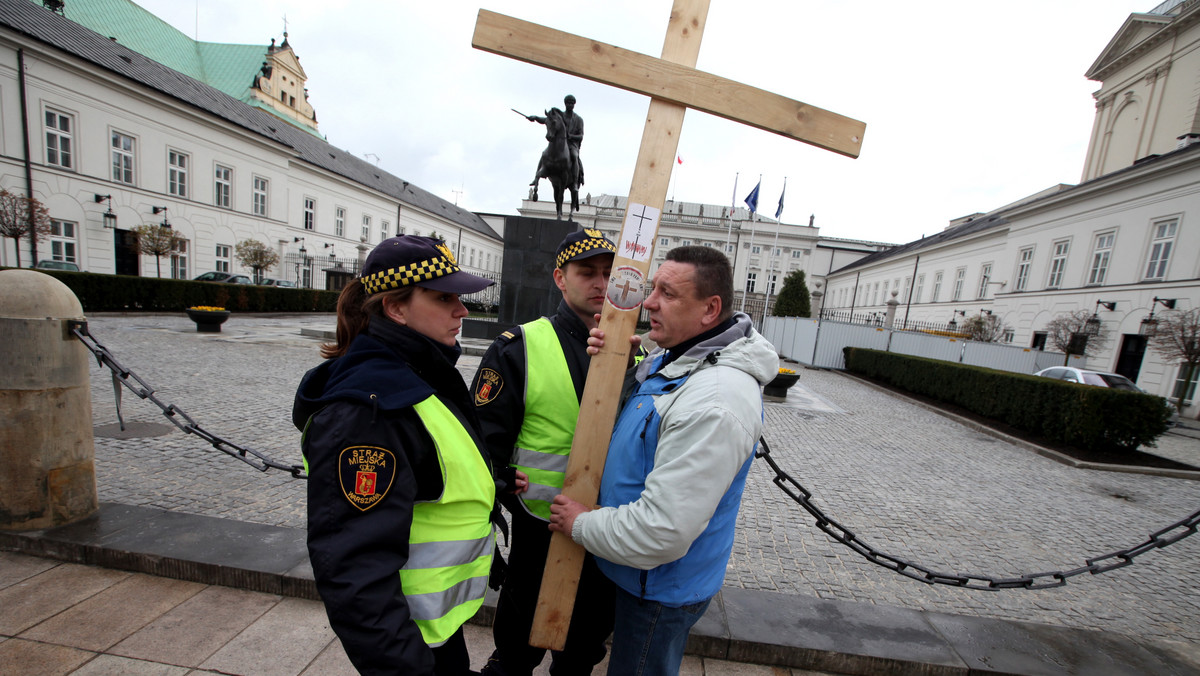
[
  {"xmin": 360, "ymin": 235, "xmax": 493, "ymax": 295},
  {"xmin": 555, "ymin": 228, "xmax": 616, "ymax": 268}
]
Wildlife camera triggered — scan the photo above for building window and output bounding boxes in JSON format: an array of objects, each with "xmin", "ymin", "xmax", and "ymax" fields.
[
  {"xmin": 1015, "ymin": 247, "xmax": 1033, "ymax": 292},
  {"xmin": 914, "ymin": 274, "xmax": 924, "ymax": 304},
  {"xmin": 902, "ymin": 277, "xmax": 912, "ymax": 303},
  {"xmin": 335, "ymin": 207, "xmax": 345, "ymax": 237},
  {"xmin": 952, "ymin": 268, "xmax": 965, "ymax": 301},
  {"xmin": 1144, "ymin": 219, "xmax": 1177, "ymax": 280},
  {"xmin": 111, "ymin": 131, "xmax": 135, "ymax": 184},
  {"xmin": 791, "ymin": 250, "xmax": 803, "ymax": 258},
  {"xmin": 1174, "ymin": 366, "xmax": 1198, "ymax": 404},
  {"xmin": 214, "ymin": 165, "xmax": 232, "ymax": 208},
  {"xmin": 170, "ymin": 239, "xmax": 188, "ymax": 279},
  {"xmin": 49, "ymin": 219, "xmax": 77, "ymax": 263},
  {"xmin": 882, "ymin": 280, "xmax": 889, "ymax": 300},
  {"xmin": 167, "ymin": 150, "xmax": 188, "ymax": 197},
  {"xmin": 932, "ymin": 272, "xmax": 942, "ymax": 302},
  {"xmin": 725, "ymin": 243, "xmax": 734, "ymax": 253},
  {"xmin": 45, "ymin": 109, "xmax": 74, "ymax": 169},
  {"xmin": 752, "ymin": 245, "xmax": 761, "ymax": 254},
  {"xmin": 766, "ymin": 274, "xmax": 778, "ymax": 296},
  {"xmin": 361, "ymin": 215, "xmax": 372, "ymax": 242},
  {"xmin": 1046, "ymin": 240, "xmax": 1069, "ymax": 288},
  {"xmin": 746, "ymin": 272, "xmax": 757, "ymax": 294},
  {"xmin": 977, "ymin": 263, "xmax": 992, "ymax": 299},
  {"xmin": 215, "ymin": 244, "xmax": 231, "ymax": 273},
  {"xmin": 1031, "ymin": 332, "xmax": 1048, "ymax": 351},
  {"xmin": 381, "ymin": 219, "xmax": 390, "ymax": 241},
  {"xmin": 303, "ymin": 198, "xmax": 315, "ymax": 230},
  {"xmin": 252, "ymin": 177, "xmax": 268, "ymax": 216},
  {"xmin": 1087, "ymin": 232, "xmax": 1114, "ymax": 285},
  {"xmin": 659, "ymin": 237, "xmax": 669, "ymax": 246},
  {"xmin": 681, "ymin": 239, "xmax": 692, "ymax": 246},
  {"xmin": 871, "ymin": 282, "xmax": 879, "ymax": 305},
  {"xmin": 703, "ymin": 241, "xmax": 712, "ymax": 247}
]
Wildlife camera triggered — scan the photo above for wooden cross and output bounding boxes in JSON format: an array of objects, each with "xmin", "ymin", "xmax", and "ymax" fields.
[{"xmin": 472, "ymin": 0, "xmax": 865, "ymax": 649}]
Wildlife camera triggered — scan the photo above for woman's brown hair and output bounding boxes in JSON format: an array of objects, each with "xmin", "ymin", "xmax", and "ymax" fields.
[{"xmin": 320, "ymin": 280, "xmax": 414, "ymax": 358}]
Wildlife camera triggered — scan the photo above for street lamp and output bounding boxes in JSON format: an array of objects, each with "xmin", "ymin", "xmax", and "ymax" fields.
[
  {"xmin": 1139, "ymin": 297, "xmax": 1178, "ymax": 336},
  {"xmin": 947, "ymin": 309, "xmax": 966, "ymax": 331},
  {"xmin": 93, "ymin": 194, "xmax": 117, "ymax": 229},
  {"xmin": 151, "ymin": 206, "xmax": 170, "ymax": 228},
  {"xmin": 1085, "ymin": 300, "xmax": 1116, "ymax": 337}
]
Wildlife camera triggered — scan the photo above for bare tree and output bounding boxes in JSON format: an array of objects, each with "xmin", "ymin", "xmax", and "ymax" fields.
[
  {"xmin": 1148, "ymin": 308, "xmax": 1200, "ymax": 415},
  {"xmin": 0, "ymin": 189, "xmax": 51, "ymax": 267},
  {"xmin": 132, "ymin": 224, "xmax": 183, "ymax": 278},
  {"xmin": 234, "ymin": 239, "xmax": 280, "ymax": 284},
  {"xmin": 1044, "ymin": 309, "xmax": 1109, "ymax": 365},
  {"xmin": 962, "ymin": 312, "xmax": 1008, "ymax": 342}
]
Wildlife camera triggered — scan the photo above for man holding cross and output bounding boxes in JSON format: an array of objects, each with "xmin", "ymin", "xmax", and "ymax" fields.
[
  {"xmin": 472, "ymin": 229, "xmax": 627, "ymax": 676},
  {"xmin": 549, "ymin": 245, "xmax": 777, "ymax": 675}
]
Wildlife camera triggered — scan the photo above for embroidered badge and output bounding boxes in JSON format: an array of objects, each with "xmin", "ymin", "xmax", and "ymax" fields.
[
  {"xmin": 475, "ymin": 368, "xmax": 504, "ymax": 406},
  {"xmin": 338, "ymin": 446, "xmax": 396, "ymax": 511}
]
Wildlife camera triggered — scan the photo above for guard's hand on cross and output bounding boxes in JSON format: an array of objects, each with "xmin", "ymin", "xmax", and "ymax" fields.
[
  {"xmin": 548, "ymin": 494, "xmax": 591, "ymax": 538},
  {"xmin": 587, "ymin": 316, "xmax": 642, "ymax": 364}
]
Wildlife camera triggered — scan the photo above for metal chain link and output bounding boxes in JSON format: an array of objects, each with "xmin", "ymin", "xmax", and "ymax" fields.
[
  {"xmin": 70, "ymin": 320, "xmax": 307, "ymax": 479},
  {"xmin": 67, "ymin": 320, "xmax": 1200, "ymax": 583},
  {"xmin": 756, "ymin": 436, "xmax": 1199, "ymax": 590}
]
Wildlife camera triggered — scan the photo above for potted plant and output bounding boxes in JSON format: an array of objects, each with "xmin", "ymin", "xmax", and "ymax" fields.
[
  {"xmin": 764, "ymin": 367, "xmax": 800, "ymax": 397},
  {"xmin": 185, "ymin": 306, "xmax": 230, "ymax": 332}
]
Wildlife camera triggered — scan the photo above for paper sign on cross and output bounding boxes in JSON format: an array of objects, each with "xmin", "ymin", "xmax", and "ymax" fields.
[{"xmin": 472, "ymin": 0, "xmax": 865, "ymax": 649}]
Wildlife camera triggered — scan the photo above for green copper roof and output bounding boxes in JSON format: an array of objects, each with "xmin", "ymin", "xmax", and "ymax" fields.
[{"xmin": 36, "ymin": 0, "xmax": 317, "ymax": 136}]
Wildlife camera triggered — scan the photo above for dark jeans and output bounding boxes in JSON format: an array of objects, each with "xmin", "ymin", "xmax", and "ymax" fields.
[
  {"xmin": 432, "ymin": 627, "xmax": 470, "ymax": 675},
  {"xmin": 606, "ymin": 586, "xmax": 711, "ymax": 676},
  {"xmin": 483, "ymin": 508, "xmax": 615, "ymax": 676}
]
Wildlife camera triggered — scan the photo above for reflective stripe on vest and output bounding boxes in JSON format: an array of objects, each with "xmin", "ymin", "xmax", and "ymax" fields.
[
  {"xmin": 401, "ymin": 396, "xmax": 495, "ymax": 647},
  {"xmin": 513, "ymin": 318, "xmax": 579, "ymax": 521}
]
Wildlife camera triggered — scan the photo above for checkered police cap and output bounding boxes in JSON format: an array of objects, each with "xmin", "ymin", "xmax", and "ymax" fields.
[
  {"xmin": 360, "ymin": 235, "xmax": 493, "ymax": 295},
  {"xmin": 555, "ymin": 228, "xmax": 616, "ymax": 268}
]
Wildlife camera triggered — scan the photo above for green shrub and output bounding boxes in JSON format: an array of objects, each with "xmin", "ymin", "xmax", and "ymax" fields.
[
  {"xmin": 843, "ymin": 347, "xmax": 1172, "ymax": 452},
  {"xmin": 13, "ymin": 268, "xmax": 337, "ymax": 313}
]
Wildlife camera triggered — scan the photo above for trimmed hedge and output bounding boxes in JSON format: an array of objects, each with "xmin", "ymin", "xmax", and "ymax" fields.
[
  {"xmin": 12, "ymin": 268, "xmax": 338, "ymax": 313},
  {"xmin": 843, "ymin": 347, "xmax": 1172, "ymax": 452}
]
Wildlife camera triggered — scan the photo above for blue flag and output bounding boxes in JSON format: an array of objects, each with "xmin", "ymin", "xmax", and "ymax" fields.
[
  {"xmin": 775, "ymin": 180, "xmax": 786, "ymax": 220},
  {"xmin": 744, "ymin": 180, "xmax": 760, "ymax": 215}
]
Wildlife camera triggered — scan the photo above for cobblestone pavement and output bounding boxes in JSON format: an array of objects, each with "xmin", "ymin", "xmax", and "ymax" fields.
[{"xmin": 81, "ymin": 314, "xmax": 1200, "ymax": 647}]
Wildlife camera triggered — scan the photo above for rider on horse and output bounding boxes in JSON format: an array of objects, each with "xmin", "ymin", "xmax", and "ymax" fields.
[{"xmin": 528, "ymin": 94, "xmax": 584, "ymax": 191}]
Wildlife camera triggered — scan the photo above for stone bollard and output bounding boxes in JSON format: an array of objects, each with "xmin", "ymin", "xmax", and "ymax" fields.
[{"xmin": 0, "ymin": 269, "xmax": 98, "ymax": 530}]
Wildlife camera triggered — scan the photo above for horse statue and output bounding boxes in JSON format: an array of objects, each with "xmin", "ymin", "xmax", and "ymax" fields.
[{"xmin": 529, "ymin": 108, "xmax": 581, "ymax": 220}]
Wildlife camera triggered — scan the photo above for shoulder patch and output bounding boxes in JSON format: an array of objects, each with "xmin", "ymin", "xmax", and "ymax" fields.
[
  {"xmin": 500, "ymin": 330, "xmax": 515, "ymax": 340},
  {"xmin": 338, "ymin": 446, "xmax": 397, "ymax": 511},
  {"xmin": 474, "ymin": 367, "xmax": 504, "ymax": 406}
]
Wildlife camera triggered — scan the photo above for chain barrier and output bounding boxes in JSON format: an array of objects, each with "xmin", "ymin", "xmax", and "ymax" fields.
[
  {"xmin": 68, "ymin": 320, "xmax": 1200, "ymax": 584},
  {"xmin": 756, "ymin": 436, "xmax": 1199, "ymax": 590},
  {"xmin": 70, "ymin": 320, "xmax": 307, "ymax": 479}
]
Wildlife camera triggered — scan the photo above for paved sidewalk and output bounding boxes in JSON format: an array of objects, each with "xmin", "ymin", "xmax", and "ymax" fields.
[{"xmin": 3, "ymin": 312, "xmax": 1200, "ymax": 674}]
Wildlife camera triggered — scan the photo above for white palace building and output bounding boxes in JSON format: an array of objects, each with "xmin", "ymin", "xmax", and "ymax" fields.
[
  {"xmin": 819, "ymin": 0, "xmax": 1200, "ymax": 418},
  {"xmin": 0, "ymin": 0, "xmax": 504, "ymax": 293}
]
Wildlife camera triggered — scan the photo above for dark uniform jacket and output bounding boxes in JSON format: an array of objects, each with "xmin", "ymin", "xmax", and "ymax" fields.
[
  {"xmin": 293, "ymin": 317, "xmax": 488, "ymax": 676},
  {"xmin": 471, "ymin": 300, "xmax": 590, "ymax": 490}
]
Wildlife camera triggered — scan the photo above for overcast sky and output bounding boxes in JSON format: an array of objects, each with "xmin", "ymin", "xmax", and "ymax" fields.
[{"xmin": 130, "ymin": 1, "xmax": 1148, "ymax": 245}]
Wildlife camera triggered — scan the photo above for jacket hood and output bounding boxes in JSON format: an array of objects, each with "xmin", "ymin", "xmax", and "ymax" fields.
[
  {"xmin": 637, "ymin": 312, "xmax": 777, "ymax": 386},
  {"xmin": 292, "ymin": 332, "xmax": 435, "ymax": 430}
]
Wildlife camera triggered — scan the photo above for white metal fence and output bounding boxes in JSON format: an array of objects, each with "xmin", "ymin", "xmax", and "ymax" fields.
[{"xmin": 762, "ymin": 317, "xmax": 1085, "ymax": 373}]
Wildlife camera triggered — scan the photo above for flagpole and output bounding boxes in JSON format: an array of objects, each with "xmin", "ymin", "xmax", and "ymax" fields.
[
  {"xmin": 740, "ymin": 174, "xmax": 761, "ymax": 313},
  {"xmin": 724, "ymin": 172, "xmax": 738, "ymax": 248},
  {"xmin": 766, "ymin": 177, "xmax": 786, "ymax": 314}
]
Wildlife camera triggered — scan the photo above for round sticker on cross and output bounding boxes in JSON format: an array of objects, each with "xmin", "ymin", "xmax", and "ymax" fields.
[{"xmin": 606, "ymin": 266, "xmax": 646, "ymax": 311}]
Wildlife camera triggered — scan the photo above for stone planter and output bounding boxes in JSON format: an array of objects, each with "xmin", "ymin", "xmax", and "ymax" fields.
[
  {"xmin": 763, "ymin": 372, "xmax": 799, "ymax": 398},
  {"xmin": 185, "ymin": 309, "xmax": 230, "ymax": 333}
]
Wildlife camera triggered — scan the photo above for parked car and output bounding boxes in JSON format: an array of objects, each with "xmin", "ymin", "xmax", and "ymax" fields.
[
  {"xmin": 194, "ymin": 271, "xmax": 252, "ymax": 284},
  {"xmin": 35, "ymin": 260, "xmax": 80, "ymax": 272},
  {"xmin": 260, "ymin": 278, "xmax": 297, "ymax": 288},
  {"xmin": 1034, "ymin": 366, "xmax": 1178, "ymax": 424}
]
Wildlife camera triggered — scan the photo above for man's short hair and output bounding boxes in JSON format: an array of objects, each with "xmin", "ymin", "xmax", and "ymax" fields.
[{"xmin": 665, "ymin": 246, "xmax": 733, "ymax": 320}]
